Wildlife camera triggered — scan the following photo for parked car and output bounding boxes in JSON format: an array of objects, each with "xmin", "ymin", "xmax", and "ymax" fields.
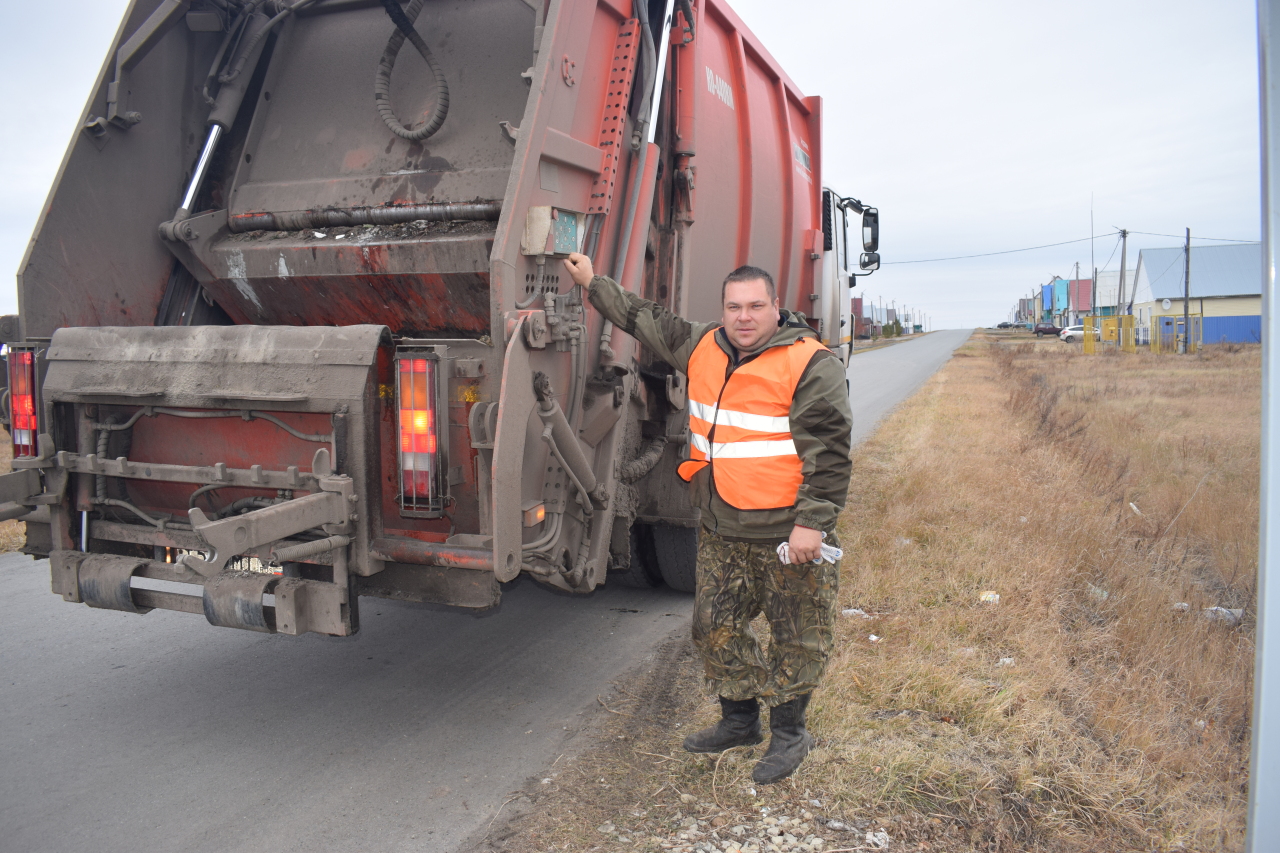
[
  {"xmin": 1034, "ymin": 323, "xmax": 1063, "ymax": 337},
  {"xmin": 996, "ymin": 322, "xmax": 1013, "ymax": 329},
  {"xmin": 1059, "ymin": 325, "xmax": 1098, "ymax": 343}
]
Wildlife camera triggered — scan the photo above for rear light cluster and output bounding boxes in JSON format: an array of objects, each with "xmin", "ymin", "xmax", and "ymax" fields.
[
  {"xmin": 8, "ymin": 350, "xmax": 37, "ymax": 458},
  {"xmin": 396, "ymin": 354, "xmax": 446, "ymax": 515}
]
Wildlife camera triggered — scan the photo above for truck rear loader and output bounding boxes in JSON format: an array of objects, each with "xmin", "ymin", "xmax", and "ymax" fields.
[{"xmin": 4, "ymin": 0, "xmax": 878, "ymax": 636}]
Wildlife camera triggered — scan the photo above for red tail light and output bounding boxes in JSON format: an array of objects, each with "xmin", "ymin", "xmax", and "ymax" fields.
[
  {"xmin": 396, "ymin": 355, "xmax": 444, "ymax": 514},
  {"xmin": 8, "ymin": 350, "xmax": 37, "ymax": 458}
]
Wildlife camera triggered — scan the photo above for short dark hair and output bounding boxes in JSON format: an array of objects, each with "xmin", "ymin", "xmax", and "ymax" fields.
[{"xmin": 721, "ymin": 265, "xmax": 776, "ymax": 303}]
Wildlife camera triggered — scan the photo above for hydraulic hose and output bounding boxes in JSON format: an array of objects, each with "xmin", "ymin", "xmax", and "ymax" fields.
[
  {"xmin": 219, "ymin": 0, "xmax": 319, "ymax": 84},
  {"xmin": 376, "ymin": 0, "xmax": 450, "ymax": 141},
  {"xmin": 619, "ymin": 436, "xmax": 667, "ymax": 483},
  {"xmin": 95, "ymin": 428, "xmax": 109, "ymax": 503}
]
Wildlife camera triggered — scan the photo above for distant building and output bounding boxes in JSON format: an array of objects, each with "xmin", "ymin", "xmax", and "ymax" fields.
[
  {"xmin": 1130, "ymin": 243, "xmax": 1261, "ymax": 344},
  {"xmin": 1093, "ymin": 269, "xmax": 1123, "ymax": 317},
  {"xmin": 1068, "ymin": 278, "xmax": 1092, "ymax": 322},
  {"xmin": 852, "ymin": 297, "xmax": 873, "ymax": 338},
  {"xmin": 1052, "ymin": 278, "xmax": 1069, "ymax": 321}
]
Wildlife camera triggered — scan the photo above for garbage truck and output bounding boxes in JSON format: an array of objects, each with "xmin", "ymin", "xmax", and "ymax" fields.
[{"xmin": 3, "ymin": 0, "xmax": 879, "ymax": 636}]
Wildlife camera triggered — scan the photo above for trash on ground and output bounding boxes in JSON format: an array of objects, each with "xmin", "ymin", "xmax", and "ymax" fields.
[
  {"xmin": 979, "ymin": 590, "xmax": 1000, "ymax": 605},
  {"xmin": 868, "ymin": 634, "xmax": 881, "ymax": 643},
  {"xmin": 842, "ymin": 607, "xmax": 872, "ymax": 618},
  {"xmin": 866, "ymin": 829, "xmax": 892, "ymax": 848},
  {"xmin": 1173, "ymin": 602, "xmax": 1191, "ymax": 612},
  {"xmin": 997, "ymin": 657, "xmax": 1015, "ymax": 666},
  {"xmin": 1130, "ymin": 502, "xmax": 1143, "ymax": 516},
  {"xmin": 1203, "ymin": 607, "xmax": 1244, "ymax": 625},
  {"xmin": 1087, "ymin": 583, "xmax": 1110, "ymax": 602}
]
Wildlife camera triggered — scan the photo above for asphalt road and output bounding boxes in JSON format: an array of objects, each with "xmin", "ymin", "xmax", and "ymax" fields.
[
  {"xmin": 847, "ymin": 329, "xmax": 974, "ymax": 447},
  {"xmin": 0, "ymin": 329, "xmax": 972, "ymax": 853}
]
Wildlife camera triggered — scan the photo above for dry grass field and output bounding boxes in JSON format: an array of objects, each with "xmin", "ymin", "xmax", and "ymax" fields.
[{"xmin": 482, "ymin": 332, "xmax": 1260, "ymax": 853}]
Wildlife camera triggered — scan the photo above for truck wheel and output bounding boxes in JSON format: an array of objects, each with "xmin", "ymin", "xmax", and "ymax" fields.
[
  {"xmin": 652, "ymin": 525, "xmax": 698, "ymax": 593},
  {"xmin": 607, "ymin": 522, "xmax": 661, "ymax": 588}
]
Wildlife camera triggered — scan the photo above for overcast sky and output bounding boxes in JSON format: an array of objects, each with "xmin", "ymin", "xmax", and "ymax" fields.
[{"xmin": 0, "ymin": 0, "xmax": 1262, "ymax": 328}]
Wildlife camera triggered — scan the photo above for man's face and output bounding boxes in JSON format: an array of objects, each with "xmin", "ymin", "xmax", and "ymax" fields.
[{"xmin": 721, "ymin": 279, "xmax": 779, "ymax": 351}]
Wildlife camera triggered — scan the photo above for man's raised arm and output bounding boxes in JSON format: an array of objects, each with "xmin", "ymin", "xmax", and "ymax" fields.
[{"xmin": 563, "ymin": 252, "xmax": 714, "ymax": 374}]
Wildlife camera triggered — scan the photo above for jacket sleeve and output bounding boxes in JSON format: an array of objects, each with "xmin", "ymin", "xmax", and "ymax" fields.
[
  {"xmin": 789, "ymin": 351, "xmax": 853, "ymax": 532},
  {"xmin": 587, "ymin": 275, "xmax": 715, "ymax": 373}
]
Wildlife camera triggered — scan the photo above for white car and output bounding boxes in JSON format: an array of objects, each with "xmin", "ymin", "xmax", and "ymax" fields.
[{"xmin": 1059, "ymin": 325, "xmax": 1092, "ymax": 343}]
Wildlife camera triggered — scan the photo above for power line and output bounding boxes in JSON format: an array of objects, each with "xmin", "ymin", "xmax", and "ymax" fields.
[
  {"xmin": 882, "ymin": 232, "xmax": 1119, "ymax": 265},
  {"xmin": 1097, "ymin": 233, "xmax": 1122, "ymax": 273},
  {"xmin": 1148, "ymin": 248, "xmax": 1187, "ymax": 290},
  {"xmin": 1129, "ymin": 230, "xmax": 1258, "ymax": 243}
]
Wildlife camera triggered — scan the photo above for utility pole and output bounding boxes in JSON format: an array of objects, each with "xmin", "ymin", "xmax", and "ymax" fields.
[
  {"xmin": 1183, "ymin": 227, "xmax": 1192, "ymax": 354},
  {"xmin": 1073, "ymin": 261, "xmax": 1081, "ymax": 323},
  {"xmin": 1117, "ymin": 229, "xmax": 1129, "ymax": 316},
  {"xmin": 1092, "ymin": 266, "xmax": 1098, "ymax": 322}
]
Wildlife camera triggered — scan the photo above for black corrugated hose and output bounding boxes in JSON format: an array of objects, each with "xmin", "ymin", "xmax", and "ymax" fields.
[{"xmin": 377, "ymin": 0, "xmax": 450, "ymax": 141}]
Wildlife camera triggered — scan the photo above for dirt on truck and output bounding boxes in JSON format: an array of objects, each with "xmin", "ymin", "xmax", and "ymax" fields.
[{"xmin": 2, "ymin": 0, "xmax": 877, "ymax": 636}]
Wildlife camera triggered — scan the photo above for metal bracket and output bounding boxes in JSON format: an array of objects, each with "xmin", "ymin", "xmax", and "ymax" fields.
[
  {"xmin": 49, "ymin": 550, "xmax": 86, "ymax": 602},
  {"xmin": 182, "ymin": 448, "xmax": 352, "ymax": 577},
  {"xmin": 0, "ymin": 468, "xmax": 41, "ymax": 504},
  {"xmin": 11, "ymin": 433, "xmax": 57, "ymax": 469},
  {"xmin": 182, "ymin": 489, "xmax": 352, "ymax": 577},
  {"xmin": 106, "ymin": 0, "xmax": 194, "ymax": 127},
  {"xmin": 274, "ymin": 577, "xmax": 350, "ymax": 636},
  {"xmin": 523, "ymin": 311, "xmax": 549, "ymax": 349},
  {"xmin": 202, "ymin": 572, "xmax": 277, "ymax": 632}
]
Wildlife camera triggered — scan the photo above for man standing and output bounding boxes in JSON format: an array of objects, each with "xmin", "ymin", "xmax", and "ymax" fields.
[{"xmin": 563, "ymin": 253, "xmax": 853, "ymax": 784}]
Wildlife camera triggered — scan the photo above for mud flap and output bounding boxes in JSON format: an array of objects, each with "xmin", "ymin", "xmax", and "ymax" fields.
[{"xmin": 202, "ymin": 572, "xmax": 277, "ymax": 633}]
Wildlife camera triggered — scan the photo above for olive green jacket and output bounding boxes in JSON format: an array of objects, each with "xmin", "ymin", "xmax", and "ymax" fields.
[{"xmin": 587, "ymin": 275, "xmax": 853, "ymax": 541}]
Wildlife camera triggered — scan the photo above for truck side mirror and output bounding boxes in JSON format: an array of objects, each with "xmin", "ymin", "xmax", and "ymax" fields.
[
  {"xmin": 859, "ymin": 252, "xmax": 880, "ymax": 271},
  {"xmin": 862, "ymin": 208, "xmax": 879, "ymax": 252}
]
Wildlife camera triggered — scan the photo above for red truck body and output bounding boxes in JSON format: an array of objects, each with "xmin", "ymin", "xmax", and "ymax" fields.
[{"xmin": 3, "ymin": 0, "xmax": 863, "ymax": 635}]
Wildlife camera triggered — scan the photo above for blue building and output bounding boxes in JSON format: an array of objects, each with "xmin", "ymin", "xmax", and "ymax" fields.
[{"xmin": 1130, "ymin": 243, "xmax": 1262, "ymax": 344}]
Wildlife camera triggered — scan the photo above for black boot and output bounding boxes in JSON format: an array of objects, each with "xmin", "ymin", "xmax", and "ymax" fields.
[
  {"xmin": 682, "ymin": 697, "xmax": 764, "ymax": 753},
  {"xmin": 752, "ymin": 694, "xmax": 813, "ymax": 783}
]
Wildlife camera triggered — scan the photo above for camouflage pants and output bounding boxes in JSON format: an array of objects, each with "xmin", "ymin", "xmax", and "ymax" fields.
[{"xmin": 691, "ymin": 528, "xmax": 840, "ymax": 707}]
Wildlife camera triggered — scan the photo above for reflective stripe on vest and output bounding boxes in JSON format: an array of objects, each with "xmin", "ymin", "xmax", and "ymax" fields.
[{"xmin": 677, "ymin": 331, "xmax": 827, "ymax": 510}]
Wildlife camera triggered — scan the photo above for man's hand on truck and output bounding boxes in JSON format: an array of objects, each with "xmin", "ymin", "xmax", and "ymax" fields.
[{"xmin": 563, "ymin": 252, "xmax": 594, "ymax": 287}]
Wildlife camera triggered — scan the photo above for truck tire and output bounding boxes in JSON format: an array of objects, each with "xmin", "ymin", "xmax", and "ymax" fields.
[
  {"xmin": 607, "ymin": 523, "xmax": 661, "ymax": 588},
  {"xmin": 652, "ymin": 525, "xmax": 698, "ymax": 593}
]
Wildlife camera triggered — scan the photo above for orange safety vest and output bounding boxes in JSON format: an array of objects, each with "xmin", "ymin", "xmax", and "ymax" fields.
[{"xmin": 677, "ymin": 331, "xmax": 827, "ymax": 510}]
